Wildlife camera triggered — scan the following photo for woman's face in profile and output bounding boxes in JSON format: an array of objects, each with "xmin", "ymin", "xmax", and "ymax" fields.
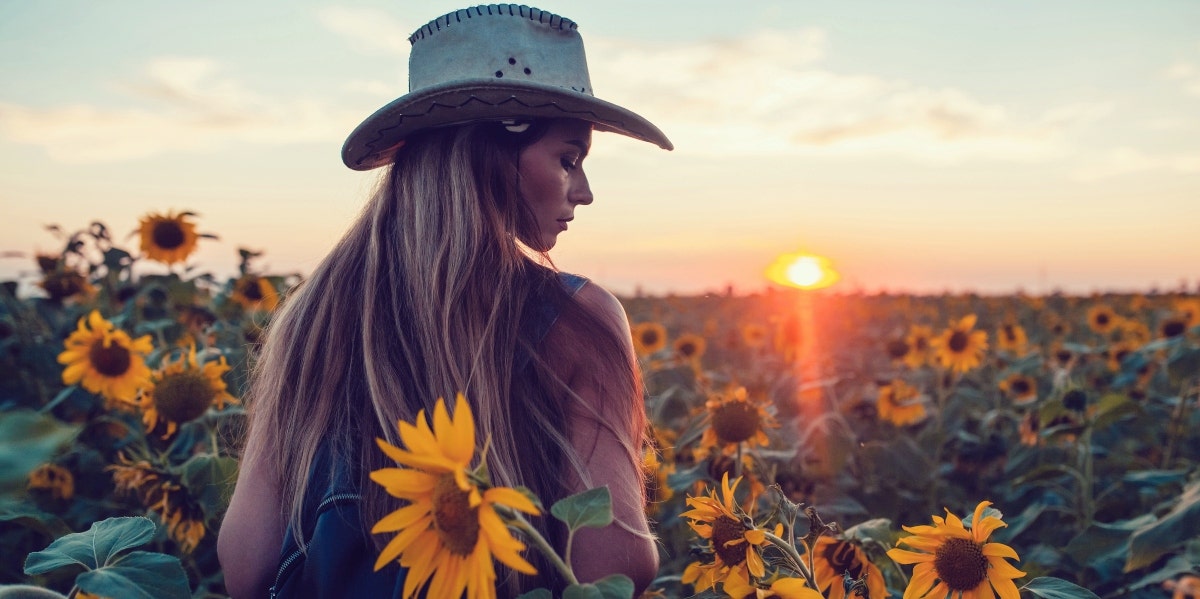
[{"xmin": 517, "ymin": 120, "xmax": 594, "ymax": 251}]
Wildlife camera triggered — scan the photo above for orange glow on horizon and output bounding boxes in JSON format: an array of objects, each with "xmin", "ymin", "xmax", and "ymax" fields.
[{"xmin": 765, "ymin": 252, "xmax": 840, "ymax": 290}]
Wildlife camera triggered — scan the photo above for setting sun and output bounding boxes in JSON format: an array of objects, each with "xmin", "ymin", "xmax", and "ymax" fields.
[{"xmin": 765, "ymin": 252, "xmax": 840, "ymax": 290}]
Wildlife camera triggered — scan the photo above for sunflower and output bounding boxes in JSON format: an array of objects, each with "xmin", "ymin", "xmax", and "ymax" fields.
[
  {"xmin": 1104, "ymin": 340, "xmax": 1139, "ymax": 372},
  {"xmin": 137, "ymin": 210, "xmax": 201, "ymax": 265},
  {"xmin": 1174, "ymin": 298, "xmax": 1200, "ymax": 328},
  {"xmin": 39, "ymin": 269, "xmax": 95, "ymax": 303},
  {"xmin": 903, "ymin": 325, "xmax": 934, "ymax": 369},
  {"xmin": 58, "ymin": 310, "xmax": 154, "ymax": 403},
  {"xmin": 108, "ymin": 454, "xmax": 205, "ymax": 552},
  {"xmin": 931, "ymin": 315, "xmax": 988, "ymax": 374},
  {"xmin": 1086, "ymin": 304, "xmax": 1119, "ymax": 335},
  {"xmin": 231, "ymin": 275, "xmax": 280, "ymax": 312},
  {"xmin": 698, "ymin": 385, "xmax": 777, "ymax": 458},
  {"xmin": 681, "ymin": 473, "xmax": 769, "ymax": 594},
  {"xmin": 27, "ymin": 463, "xmax": 74, "ymax": 501},
  {"xmin": 672, "ymin": 333, "xmax": 707, "ymax": 366},
  {"xmin": 149, "ymin": 480, "xmax": 207, "ymax": 553},
  {"xmin": 998, "ymin": 373, "xmax": 1038, "ymax": 406},
  {"xmin": 811, "ymin": 536, "xmax": 888, "ymax": 599},
  {"xmin": 371, "ymin": 394, "xmax": 540, "ymax": 599},
  {"xmin": 995, "ymin": 324, "xmax": 1028, "ymax": 356},
  {"xmin": 885, "ymin": 336, "xmax": 911, "ymax": 362},
  {"xmin": 742, "ymin": 322, "xmax": 769, "ymax": 349},
  {"xmin": 631, "ymin": 322, "xmax": 668, "ymax": 356},
  {"xmin": 877, "ymin": 379, "xmax": 928, "ymax": 426},
  {"xmin": 139, "ymin": 345, "xmax": 237, "ymax": 437},
  {"xmin": 108, "ymin": 454, "xmax": 162, "ymax": 501},
  {"xmin": 723, "ymin": 573, "xmax": 823, "ymax": 599},
  {"xmin": 1160, "ymin": 316, "xmax": 1188, "ymax": 339},
  {"xmin": 887, "ymin": 500, "xmax": 1026, "ymax": 599}
]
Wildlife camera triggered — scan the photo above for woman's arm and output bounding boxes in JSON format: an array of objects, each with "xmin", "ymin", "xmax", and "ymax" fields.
[
  {"xmin": 548, "ymin": 282, "xmax": 659, "ymax": 592},
  {"xmin": 218, "ymin": 435, "xmax": 286, "ymax": 599}
]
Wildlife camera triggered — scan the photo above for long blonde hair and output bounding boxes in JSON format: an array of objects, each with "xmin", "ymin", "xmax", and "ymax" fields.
[{"xmin": 241, "ymin": 120, "xmax": 645, "ymax": 594}]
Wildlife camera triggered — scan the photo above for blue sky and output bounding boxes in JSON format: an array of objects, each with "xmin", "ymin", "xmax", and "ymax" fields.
[{"xmin": 2, "ymin": 1, "xmax": 1198, "ymax": 294}]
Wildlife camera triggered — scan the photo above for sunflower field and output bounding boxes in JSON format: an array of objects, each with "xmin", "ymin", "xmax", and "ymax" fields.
[{"xmin": 1, "ymin": 213, "xmax": 1198, "ymax": 598}]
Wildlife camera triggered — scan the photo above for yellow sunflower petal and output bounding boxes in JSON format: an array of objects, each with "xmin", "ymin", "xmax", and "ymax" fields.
[
  {"xmin": 974, "ymin": 516, "xmax": 1007, "ymax": 541},
  {"xmin": 371, "ymin": 504, "xmax": 430, "ymax": 534},
  {"xmin": 887, "ymin": 547, "xmax": 934, "ymax": 564},
  {"xmin": 988, "ymin": 574, "xmax": 1022, "ymax": 599},
  {"xmin": 982, "ymin": 541, "xmax": 1020, "ymax": 560},
  {"xmin": 483, "ymin": 486, "xmax": 540, "ymax": 515},
  {"xmin": 770, "ymin": 578, "xmax": 824, "ymax": 599},
  {"xmin": 746, "ymin": 544, "xmax": 765, "ymax": 578},
  {"xmin": 744, "ymin": 528, "xmax": 765, "ymax": 545},
  {"xmin": 986, "ymin": 556, "xmax": 1027, "ymax": 578}
]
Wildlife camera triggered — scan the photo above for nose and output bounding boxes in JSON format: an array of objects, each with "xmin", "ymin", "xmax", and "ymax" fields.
[{"xmin": 570, "ymin": 170, "xmax": 593, "ymax": 206}]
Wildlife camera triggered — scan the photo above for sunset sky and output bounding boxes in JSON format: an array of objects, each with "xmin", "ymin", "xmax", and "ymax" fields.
[{"xmin": 2, "ymin": 1, "xmax": 1198, "ymax": 295}]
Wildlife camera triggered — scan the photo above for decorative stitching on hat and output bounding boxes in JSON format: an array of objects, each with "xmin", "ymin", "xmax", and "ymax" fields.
[
  {"xmin": 355, "ymin": 93, "xmax": 640, "ymax": 167},
  {"xmin": 409, "ymin": 5, "xmax": 577, "ymax": 44}
]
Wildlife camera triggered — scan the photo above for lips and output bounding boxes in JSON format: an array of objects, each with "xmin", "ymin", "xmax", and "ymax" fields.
[{"xmin": 557, "ymin": 217, "xmax": 573, "ymax": 232}]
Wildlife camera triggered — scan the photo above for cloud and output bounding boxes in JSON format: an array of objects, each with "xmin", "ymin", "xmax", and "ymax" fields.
[
  {"xmin": 1163, "ymin": 60, "xmax": 1200, "ymax": 97},
  {"xmin": 315, "ymin": 6, "xmax": 413, "ymax": 57},
  {"xmin": 587, "ymin": 29, "xmax": 1099, "ymax": 163},
  {"xmin": 0, "ymin": 57, "xmax": 361, "ymax": 162},
  {"xmin": 1071, "ymin": 147, "xmax": 1200, "ymax": 182}
]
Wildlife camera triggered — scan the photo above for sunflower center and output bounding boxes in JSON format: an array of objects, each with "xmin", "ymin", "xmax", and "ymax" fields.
[
  {"xmin": 678, "ymin": 341, "xmax": 697, "ymax": 357},
  {"xmin": 641, "ymin": 329, "xmax": 660, "ymax": 347},
  {"xmin": 1011, "ymin": 379, "xmax": 1031, "ymax": 394},
  {"xmin": 1095, "ymin": 313, "xmax": 1110, "ymax": 326},
  {"xmin": 432, "ymin": 474, "xmax": 480, "ymax": 556},
  {"xmin": 933, "ymin": 537, "xmax": 987, "ymax": 591},
  {"xmin": 240, "ymin": 279, "xmax": 264, "ymax": 301},
  {"xmin": 152, "ymin": 221, "xmax": 186, "ymax": 250},
  {"xmin": 712, "ymin": 401, "xmax": 761, "ymax": 444},
  {"xmin": 89, "ymin": 339, "xmax": 132, "ymax": 377},
  {"xmin": 1162, "ymin": 320, "xmax": 1185, "ymax": 338},
  {"xmin": 886, "ymin": 339, "xmax": 910, "ymax": 359},
  {"xmin": 823, "ymin": 540, "xmax": 863, "ymax": 577},
  {"xmin": 153, "ymin": 371, "xmax": 216, "ymax": 423},
  {"xmin": 914, "ymin": 337, "xmax": 929, "ymax": 351},
  {"xmin": 711, "ymin": 516, "xmax": 748, "ymax": 567},
  {"xmin": 948, "ymin": 331, "xmax": 969, "ymax": 352}
]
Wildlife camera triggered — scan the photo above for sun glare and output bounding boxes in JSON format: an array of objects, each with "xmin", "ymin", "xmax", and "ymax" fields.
[{"xmin": 765, "ymin": 252, "xmax": 840, "ymax": 290}]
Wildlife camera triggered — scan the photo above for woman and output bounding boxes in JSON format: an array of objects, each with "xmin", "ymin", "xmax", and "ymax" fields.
[{"xmin": 218, "ymin": 5, "xmax": 672, "ymax": 598}]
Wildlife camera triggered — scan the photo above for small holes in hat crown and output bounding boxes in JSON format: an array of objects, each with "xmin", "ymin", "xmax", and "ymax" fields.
[
  {"xmin": 495, "ymin": 70, "xmax": 504, "ymax": 77},
  {"xmin": 508, "ymin": 57, "xmax": 516, "ymax": 65},
  {"xmin": 524, "ymin": 67, "xmax": 531, "ymax": 75}
]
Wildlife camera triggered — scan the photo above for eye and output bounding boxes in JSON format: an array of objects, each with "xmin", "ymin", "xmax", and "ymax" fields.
[{"xmin": 561, "ymin": 155, "xmax": 579, "ymax": 171}]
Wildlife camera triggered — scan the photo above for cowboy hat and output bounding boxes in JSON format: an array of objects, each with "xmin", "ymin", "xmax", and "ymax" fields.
[{"xmin": 341, "ymin": 4, "xmax": 674, "ymax": 170}]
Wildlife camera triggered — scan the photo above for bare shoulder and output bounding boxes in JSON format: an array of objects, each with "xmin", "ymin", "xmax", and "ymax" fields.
[{"xmin": 570, "ymin": 281, "xmax": 634, "ymax": 347}]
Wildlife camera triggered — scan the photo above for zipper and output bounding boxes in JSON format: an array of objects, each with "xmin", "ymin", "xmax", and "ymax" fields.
[{"xmin": 268, "ymin": 492, "xmax": 363, "ymax": 598}]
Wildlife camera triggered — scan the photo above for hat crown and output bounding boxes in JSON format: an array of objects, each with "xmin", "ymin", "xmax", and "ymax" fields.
[{"xmin": 407, "ymin": 5, "xmax": 594, "ymax": 97}]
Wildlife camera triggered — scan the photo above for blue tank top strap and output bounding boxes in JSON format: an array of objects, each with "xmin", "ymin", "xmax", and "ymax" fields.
[{"xmin": 514, "ymin": 271, "xmax": 588, "ymax": 373}]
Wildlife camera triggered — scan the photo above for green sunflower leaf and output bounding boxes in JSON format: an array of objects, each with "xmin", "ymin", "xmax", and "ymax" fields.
[
  {"xmin": 1020, "ymin": 576, "xmax": 1101, "ymax": 599},
  {"xmin": 560, "ymin": 575, "xmax": 634, "ymax": 599},
  {"xmin": 551, "ymin": 486, "xmax": 613, "ymax": 531},
  {"xmin": 1126, "ymin": 480, "xmax": 1200, "ymax": 572},
  {"xmin": 0, "ymin": 410, "xmax": 81, "ymax": 494},
  {"xmin": 590, "ymin": 574, "xmax": 635, "ymax": 599},
  {"xmin": 562, "ymin": 584, "xmax": 604, "ymax": 599},
  {"xmin": 178, "ymin": 454, "xmax": 239, "ymax": 519},
  {"xmin": 76, "ymin": 551, "xmax": 190, "ymax": 599},
  {"xmin": 24, "ymin": 517, "xmax": 155, "ymax": 574}
]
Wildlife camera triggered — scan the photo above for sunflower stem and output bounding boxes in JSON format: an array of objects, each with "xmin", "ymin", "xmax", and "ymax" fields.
[
  {"xmin": 1160, "ymin": 379, "xmax": 1194, "ymax": 469},
  {"xmin": 501, "ymin": 507, "xmax": 579, "ymax": 586},
  {"xmin": 763, "ymin": 530, "xmax": 816, "ymax": 588}
]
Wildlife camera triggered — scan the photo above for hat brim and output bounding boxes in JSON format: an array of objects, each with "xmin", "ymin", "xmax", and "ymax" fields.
[{"xmin": 342, "ymin": 80, "xmax": 673, "ymax": 170}]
